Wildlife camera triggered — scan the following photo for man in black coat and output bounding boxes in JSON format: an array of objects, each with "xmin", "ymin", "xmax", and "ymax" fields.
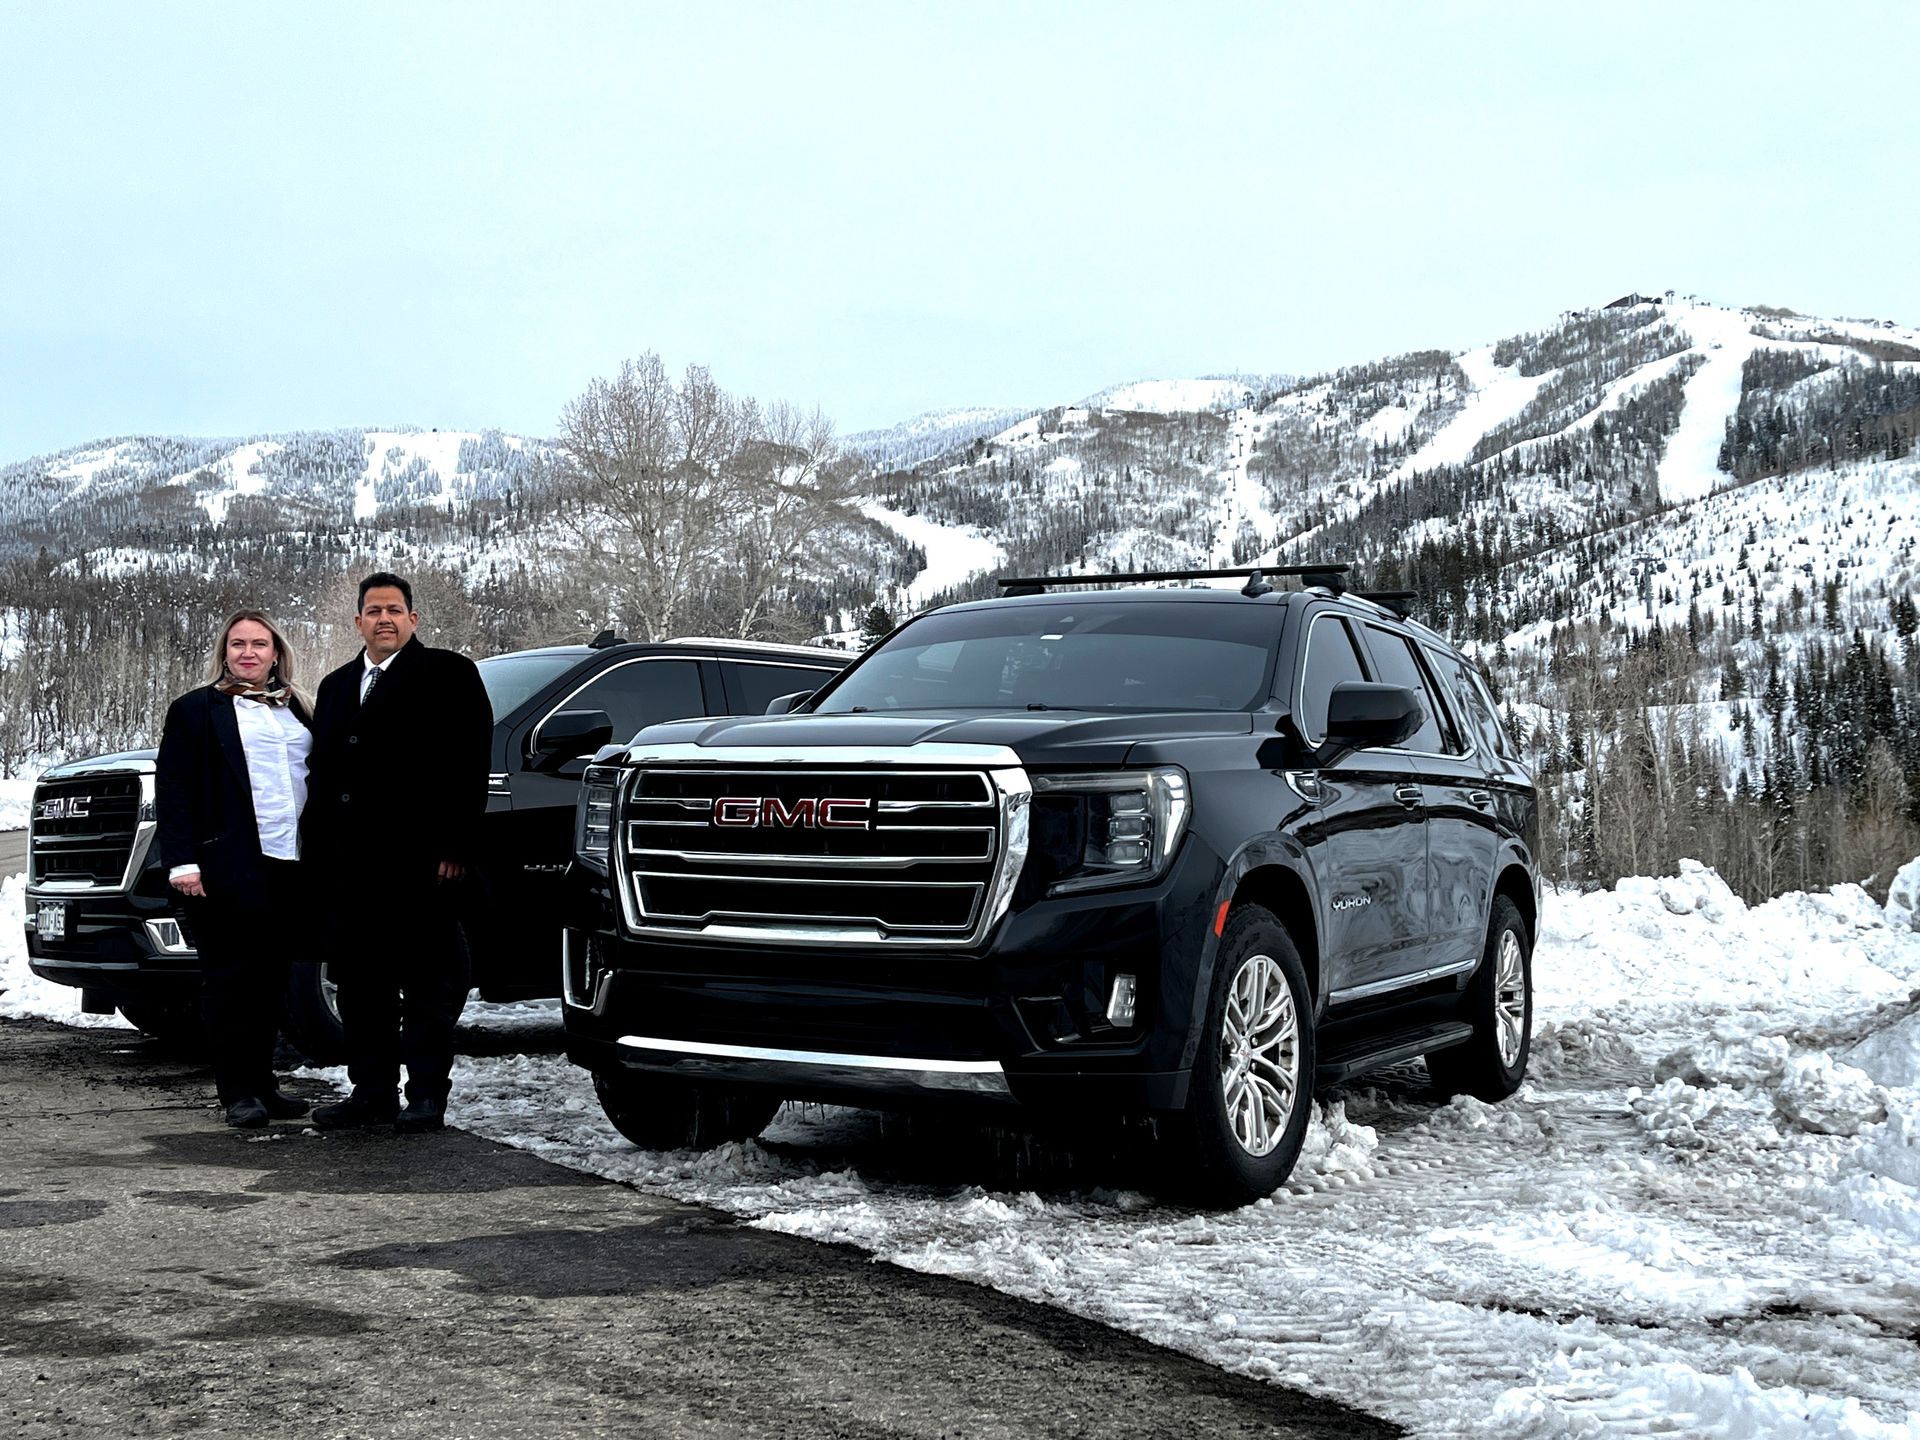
[{"xmin": 305, "ymin": 572, "xmax": 492, "ymax": 1133}]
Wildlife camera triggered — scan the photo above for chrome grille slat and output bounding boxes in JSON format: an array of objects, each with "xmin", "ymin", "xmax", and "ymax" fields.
[{"xmin": 619, "ymin": 754, "xmax": 1030, "ymax": 947}]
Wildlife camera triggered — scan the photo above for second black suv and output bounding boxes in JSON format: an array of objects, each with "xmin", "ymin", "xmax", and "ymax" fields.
[
  {"xmin": 562, "ymin": 567, "xmax": 1540, "ymax": 1204},
  {"xmin": 22, "ymin": 635, "xmax": 850, "ymax": 1060}
]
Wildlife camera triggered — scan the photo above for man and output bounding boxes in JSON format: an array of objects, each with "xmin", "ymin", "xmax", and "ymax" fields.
[{"xmin": 304, "ymin": 572, "xmax": 492, "ymax": 1133}]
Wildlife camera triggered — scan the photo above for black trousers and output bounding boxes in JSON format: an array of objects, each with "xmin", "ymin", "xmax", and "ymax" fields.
[
  {"xmin": 188, "ymin": 856, "xmax": 300, "ymax": 1107},
  {"xmin": 332, "ymin": 883, "xmax": 471, "ymax": 1105}
]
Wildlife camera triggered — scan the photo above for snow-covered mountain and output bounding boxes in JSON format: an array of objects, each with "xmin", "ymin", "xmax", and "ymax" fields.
[{"xmin": 4, "ymin": 293, "xmax": 1917, "ymax": 898}]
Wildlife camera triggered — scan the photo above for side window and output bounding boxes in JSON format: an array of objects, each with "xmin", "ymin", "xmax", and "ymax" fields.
[
  {"xmin": 1361, "ymin": 627, "xmax": 1443, "ymax": 752},
  {"xmin": 1297, "ymin": 616, "xmax": 1369, "ymax": 743},
  {"xmin": 1417, "ymin": 645, "xmax": 1469, "ymax": 756},
  {"xmin": 1432, "ymin": 648, "xmax": 1513, "ymax": 761},
  {"xmin": 559, "ymin": 659, "xmax": 706, "ymax": 744},
  {"xmin": 724, "ymin": 661, "xmax": 841, "ymax": 716}
]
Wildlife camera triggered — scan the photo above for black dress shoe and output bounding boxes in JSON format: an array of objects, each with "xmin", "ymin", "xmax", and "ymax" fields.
[
  {"xmin": 224, "ymin": 1097, "xmax": 270, "ymax": 1129},
  {"xmin": 312, "ymin": 1090, "xmax": 400, "ymax": 1130},
  {"xmin": 394, "ymin": 1096, "xmax": 447, "ymax": 1134},
  {"xmin": 260, "ymin": 1090, "xmax": 310, "ymax": 1121}
]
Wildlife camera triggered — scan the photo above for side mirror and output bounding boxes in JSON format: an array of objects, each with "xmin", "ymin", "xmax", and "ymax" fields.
[
  {"xmin": 764, "ymin": 690, "xmax": 815, "ymax": 715},
  {"xmin": 531, "ymin": 709, "xmax": 615, "ymax": 770},
  {"xmin": 1322, "ymin": 683, "xmax": 1423, "ymax": 758}
]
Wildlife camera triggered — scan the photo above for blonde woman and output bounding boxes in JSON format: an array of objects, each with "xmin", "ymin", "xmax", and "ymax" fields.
[{"xmin": 154, "ymin": 610, "xmax": 315, "ymax": 1127}]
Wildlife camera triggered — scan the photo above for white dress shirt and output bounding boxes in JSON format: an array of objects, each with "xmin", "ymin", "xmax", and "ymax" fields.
[
  {"xmin": 360, "ymin": 648, "xmax": 399, "ymax": 701},
  {"xmin": 170, "ymin": 697, "xmax": 312, "ymax": 879}
]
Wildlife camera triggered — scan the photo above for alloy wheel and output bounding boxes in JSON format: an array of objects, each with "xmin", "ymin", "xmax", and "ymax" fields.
[
  {"xmin": 1494, "ymin": 929, "xmax": 1526, "ymax": 1068},
  {"xmin": 1219, "ymin": 952, "xmax": 1300, "ymax": 1158}
]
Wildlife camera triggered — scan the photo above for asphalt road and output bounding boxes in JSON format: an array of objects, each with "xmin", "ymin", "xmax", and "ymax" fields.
[{"xmin": 0, "ymin": 1018, "xmax": 1401, "ymax": 1439}]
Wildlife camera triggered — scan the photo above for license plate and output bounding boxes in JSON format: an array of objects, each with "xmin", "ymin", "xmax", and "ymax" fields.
[{"xmin": 36, "ymin": 901, "xmax": 66, "ymax": 942}]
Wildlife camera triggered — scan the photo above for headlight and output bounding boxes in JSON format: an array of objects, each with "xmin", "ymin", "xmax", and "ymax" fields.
[
  {"xmin": 575, "ymin": 764, "xmax": 621, "ymax": 872},
  {"xmin": 1027, "ymin": 767, "xmax": 1190, "ymax": 896}
]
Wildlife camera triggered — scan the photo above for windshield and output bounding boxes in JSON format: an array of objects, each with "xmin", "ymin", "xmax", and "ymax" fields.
[
  {"xmin": 477, "ymin": 652, "xmax": 579, "ymax": 722},
  {"xmin": 814, "ymin": 601, "xmax": 1281, "ymax": 713}
]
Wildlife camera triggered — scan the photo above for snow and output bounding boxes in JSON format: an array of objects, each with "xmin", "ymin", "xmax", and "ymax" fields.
[
  {"xmin": 1086, "ymin": 377, "xmax": 1254, "ymax": 414},
  {"xmin": 859, "ymin": 501, "xmax": 1007, "ymax": 608},
  {"xmin": 1385, "ymin": 346, "xmax": 1554, "ymax": 482},
  {"xmin": 355, "ymin": 429, "xmax": 477, "ymax": 520},
  {"xmin": 422, "ymin": 857, "xmax": 1920, "ymax": 1438},
  {"xmin": 1658, "ymin": 305, "xmax": 1765, "ymax": 505},
  {"xmin": 198, "ymin": 439, "xmax": 283, "ymax": 525},
  {"xmin": 0, "ymin": 769, "xmax": 41, "ymax": 829}
]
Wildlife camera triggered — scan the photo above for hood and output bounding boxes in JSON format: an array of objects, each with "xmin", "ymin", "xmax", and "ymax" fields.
[
  {"xmin": 626, "ymin": 709, "xmax": 1255, "ymax": 767},
  {"xmin": 42, "ymin": 749, "xmax": 158, "ymax": 779}
]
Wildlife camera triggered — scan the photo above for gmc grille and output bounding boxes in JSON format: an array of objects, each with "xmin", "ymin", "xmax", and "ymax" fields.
[
  {"xmin": 29, "ymin": 774, "xmax": 146, "ymax": 888},
  {"xmin": 622, "ymin": 766, "xmax": 1026, "ymax": 945}
]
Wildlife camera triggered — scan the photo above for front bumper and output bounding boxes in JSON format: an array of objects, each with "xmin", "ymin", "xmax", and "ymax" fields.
[
  {"xmin": 561, "ymin": 838, "xmax": 1225, "ymax": 1114},
  {"xmin": 24, "ymin": 874, "xmax": 200, "ymax": 1004}
]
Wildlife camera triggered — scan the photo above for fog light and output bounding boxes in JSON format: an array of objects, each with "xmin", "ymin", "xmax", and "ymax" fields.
[
  {"xmin": 1107, "ymin": 972, "xmax": 1138, "ymax": 1027},
  {"xmin": 143, "ymin": 918, "xmax": 194, "ymax": 955}
]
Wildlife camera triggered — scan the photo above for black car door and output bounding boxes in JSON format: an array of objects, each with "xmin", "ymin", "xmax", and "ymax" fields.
[{"xmin": 1294, "ymin": 612, "xmax": 1432, "ymax": 994}]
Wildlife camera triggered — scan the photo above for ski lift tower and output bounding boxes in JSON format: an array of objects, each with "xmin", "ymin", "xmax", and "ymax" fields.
[{"xmin": 1630, "ymin": 552, "xmax": 1666, "ymax": 621}]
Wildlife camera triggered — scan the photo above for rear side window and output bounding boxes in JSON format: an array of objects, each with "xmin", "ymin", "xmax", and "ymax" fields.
[
  {"xmin": 723, "ymin": 661, "xmax": 842, "ymax": 716},
  {"xmin": 1430, "ymin": 648, "xmax": 1515, "ymax": 761},
  {"xmin": 1361, "ymin": 627, "xmax": 1443, "ymax": 753},
  {"xmin": 1297, "ymin": 615, "xmax": 1369, "ymax": 743}
]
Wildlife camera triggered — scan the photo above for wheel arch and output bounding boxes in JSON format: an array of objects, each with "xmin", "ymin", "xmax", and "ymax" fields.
[
  {"xmin": 1494, "ymin": 860, "xmax": 1535, "ymax": 944},
  {"xmin": 1225, "ymin": 863, "xmax": 1321, "ymax": 1011}
]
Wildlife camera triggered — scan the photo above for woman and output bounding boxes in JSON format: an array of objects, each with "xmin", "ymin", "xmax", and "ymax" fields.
[{"xmin": 155, "ymin": 610, "xmax": 315, "ymax": 1128}]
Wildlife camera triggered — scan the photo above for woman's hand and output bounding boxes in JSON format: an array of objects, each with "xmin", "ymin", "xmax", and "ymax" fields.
[{"xmin": 170, "ymin": 871, "xmax": 206, "ymax": 898}]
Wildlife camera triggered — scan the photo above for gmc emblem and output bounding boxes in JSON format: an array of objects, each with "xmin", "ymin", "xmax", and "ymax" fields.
[
  {"xmin": 711, "ymin": 796, "xmax": 872, "ymax": 830},
  {"xmin": 36, "ymin": 795, "xmax": 90, "ymax": 820}
]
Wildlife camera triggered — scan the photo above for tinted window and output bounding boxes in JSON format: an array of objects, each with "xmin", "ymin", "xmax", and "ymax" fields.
[
  {"xmin": 1297, "ymin": 616, "xmax": 1369, "ymax": 743},
  {"xmin": 477, "ymin": 652, "xmax": 580, "ymax": 722},
  {"xmin": 724, "ymin": 661, "xmax": 843, "ymax": 716},
  {"xmin": 559, "ymin": 659, "xmax": 706, "ymax": 743},
  {"xmin": 1431, "ymin": 648, "xmax": 1516, "ymax": 761},
  {"xmin": 815, "ymin": 602, "xmax": 1280, "ymax": 714},
  {"xmin": 1362, "ymin": 627, "xmax": 1443, "ymax": 752}
]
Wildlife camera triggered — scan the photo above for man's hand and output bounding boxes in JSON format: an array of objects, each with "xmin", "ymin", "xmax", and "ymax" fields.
[
  {"xmin": 437, "ymin": 859, "xmax": 465, "ymax": 883},
  {"xmin": 170, "ymin": 872, "xmax": 205, "ymax": 898}
]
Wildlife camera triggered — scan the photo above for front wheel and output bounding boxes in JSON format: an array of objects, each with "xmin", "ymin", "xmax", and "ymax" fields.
[
  {"xmin": 1158, "ymin": 904, "xmax": 1315, "ymax": 1207},
  {"xmin": 1426, "ymin": 895, "xmax": 1532, "ymax": 1101},
  {"xmin": 594, "ymin": 1072, "xmax": 782, "ymax": 1151}
]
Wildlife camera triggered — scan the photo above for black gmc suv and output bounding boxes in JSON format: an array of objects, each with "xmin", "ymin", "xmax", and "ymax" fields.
[
  {"xmin": 561, "ymin": 566, "xmax": 1541, "ymax": 1204},
  {"xmin": 21, "ymin": 635, "xmax": 849, "ymax": 1060}
]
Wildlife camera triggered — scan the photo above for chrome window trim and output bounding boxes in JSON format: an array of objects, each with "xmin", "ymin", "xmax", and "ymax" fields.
[
  {"xmin": 659, "ymin": 637, "xmax": 853, "ymax": 660},
  {"xmin": 1294, "ymin": 611, "xmax": 1370, "ymax": 748},
  {"xmin": 528, "ymin": 654, "xmax": 704, "ymax": 759}
]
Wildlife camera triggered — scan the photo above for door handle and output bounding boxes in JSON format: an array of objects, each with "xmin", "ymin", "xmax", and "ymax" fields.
[
  {"xmin": 1468, "ymin": 789, "xmax": 1492, "ymax": 807},
  {"xmin": 1393, "ymin": 784, "xmax": 1422, "ymax": 807}
]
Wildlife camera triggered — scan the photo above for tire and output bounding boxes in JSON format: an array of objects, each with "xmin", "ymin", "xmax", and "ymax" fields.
[
  {"xmin": 1427, "ymin": 895, "xmax": 1532, "ymax": 1101},
  {"xmin": 116, "ymin": 996, "xmax": 205, "ymax": 1047},
  {"xmin": 1160, "ymin": 904, "xmax": 1315, "ymax": 1207},
  {"xmin": 280, "ymin": 962, "xmax": 345, "ymax": 1066},
  {"xmin": 594, "ymin": 1072, "xmax": 781, "ymax": 1151}
]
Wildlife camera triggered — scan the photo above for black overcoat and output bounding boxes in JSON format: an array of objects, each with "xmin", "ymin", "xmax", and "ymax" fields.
[
  {"xmin": 155, "ymin": 684, "xmax": 314, "ymax": 898},
  {"xmin": 302, "ymin": 636, "xmax": 492, "ymax": 880}
]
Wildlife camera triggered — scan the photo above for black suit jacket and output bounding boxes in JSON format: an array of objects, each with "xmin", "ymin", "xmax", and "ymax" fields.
[
  {"xmin": 155, "ymin": 684, "xmax": 313, "ymax": 898},
  {"xmin": 302, "ymin": 635, "xmax": 492, "ymax": 881}
]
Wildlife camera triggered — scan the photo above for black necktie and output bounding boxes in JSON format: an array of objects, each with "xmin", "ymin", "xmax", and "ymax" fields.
[{"xmin": 362, "ymin": 665, "xmax": 381, "ymax": 704}]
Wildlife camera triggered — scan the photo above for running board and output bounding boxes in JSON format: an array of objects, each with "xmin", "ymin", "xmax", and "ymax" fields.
[{"xmin": 1316, "ymin": 1022, "xmax": 1474, "ymax": 1085}]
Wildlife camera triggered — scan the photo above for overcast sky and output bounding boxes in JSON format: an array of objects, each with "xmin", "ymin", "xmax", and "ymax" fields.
[{"xmin": 3, "ymin": 2, "xmax": 1914, "ymax": 460}]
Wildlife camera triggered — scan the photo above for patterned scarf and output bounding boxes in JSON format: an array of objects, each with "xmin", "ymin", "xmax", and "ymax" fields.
[{"xmin": 215, "ymin": 670, "xmax": 292, "ymax": 707}]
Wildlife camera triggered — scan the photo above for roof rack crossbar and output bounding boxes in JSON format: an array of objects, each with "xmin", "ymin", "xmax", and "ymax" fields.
[
  {"xmin": 996, "ymin": 564, "xmax": 1350, "ymax": 593},
  {"xmin": 1354, "ymin": 589, "xmax": 1417, "ymax": 619}
]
